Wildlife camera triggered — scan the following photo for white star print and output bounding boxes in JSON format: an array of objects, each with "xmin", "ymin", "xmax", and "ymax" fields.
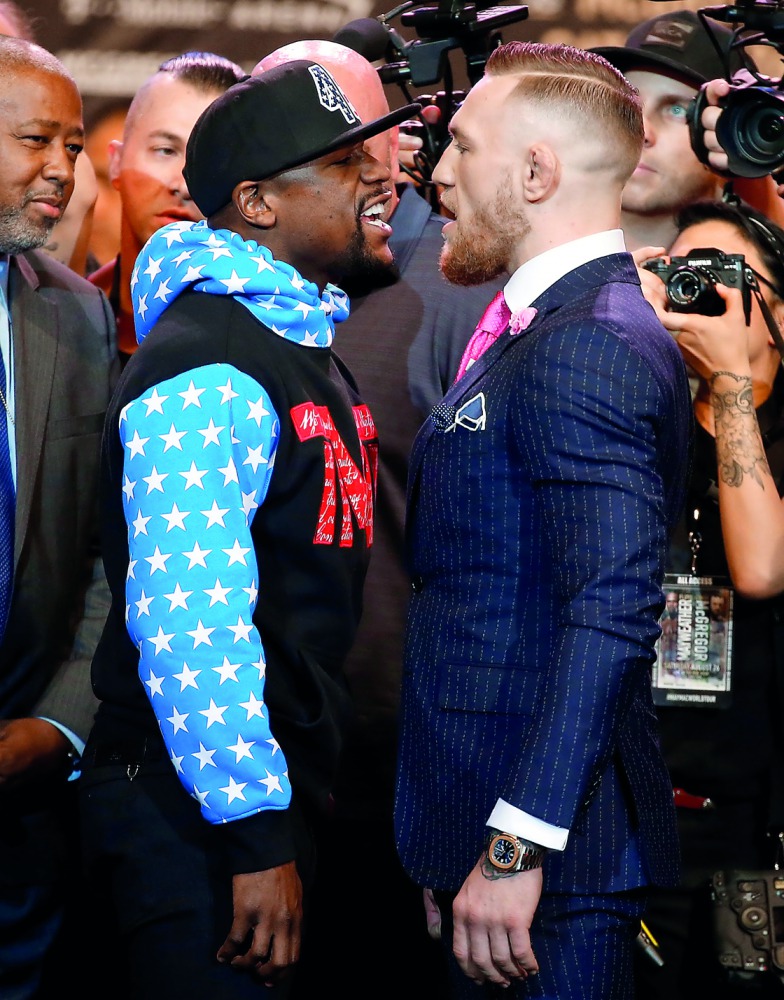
[
  {"xmin": 223, "ymin": 539, "xmax": 251, "ymax": 566},
  {"xmin": 243, "ymin": 444, "xmax": 267, "ymax": 473},
  {"xmin": 179, "ymin": 381, "xmax": 206, "ymax": 409},
  {"xmin": 144, "ymin": 256, "xmax": 163, "ymax": 280},
  {"xmin": 238, "ymin": 691, "xmax": 265, "ymax": 720},
  {"xmin": 122, "ymin": 475, "xmax": 137, "ymax": 501},
  {"xmin": 227, "ymin": 734, "xmax": 255, "ymax": 763},
  {"xmin": 246, "ymin": 395, "xmax": 270, "ymax": 426},
  {"xmin": 192, "ymin": 785, "xmax": 210, "ymax": 807},
  {"xmin": 182, "ymin": 540, "xmax": 211, "ymax": 569},
  {"xmin": 198, "ymin": 418, "xmax": 224, "ymax": 447},
  {"xmin": 204, "ymin": 579, "xmax": 232, "ymax": 606},
  {"xmin": 149, "ymin": 626, "xmax": 175, "ymax": 655},
  {"xmin": 141, "ymin": 387, "xmax": 168, "ymax": 415},
  {"xmin": 146, "ymin": 546, "xmax": 172, "ymax": 575},
  {"xmin": 213, "ymin": 655, "xmax": 241, "ymax": 683},
  {"xmin": 153, "ymin": 277, "xmax": 173, "ymax": 303},
  {"xmin": 131, "ymin": 510, "xmax": 151, "ymax": 538},
  {"xmin": 143, "ymin": 465, "xmax": 168, "ymax": 494},
  {"xmin": 216, "ymin": 378, "xmax": 239, "ymax": 404},
  {"xmin": 126, "ymin": 430, "xmax": 150, "ymax": 459},
  {"xmin": 193, "ymin": 743, "xmax": 218, "ymax": 770},
  {"xmin": 163, "ymin": 582, "xmax": 193, "ymax": 611},
  {"xmin": 259, "ymin": 770, "xmax": 283, "ymax": 796},
  {"xmin": 220, "ymin": 776, "xmax": 247, "ymax": 803},
  {"xmin": 200, "ymin": 698, "xmax": 228, "ymax": 727},
  {"xmin": 135, "ymin": 590, "xmax": 154, "ymax": 617},
  {"xmin": 227, "ymin": 616, "xmax": 254, "ymax": 644},
  {"xmin": 173, "ymin": 661, "xmax": 201, "ymax": 691},
  {"xmin": 187, "ymin": 620, "xmax": 215, "ymax": 648},
  {"xmin": 181, "ymin": 264, "xmax": 206, "ymax": 283},
  {"xmin": 167, "ymin": 706, "xmax": 189, "ymax": 734},
  {"xmin": 160, "ymin": 424, "xmax": 187, "ymax": 452},
  {"xmin": 220, "ymin": 269, "xmax": 251, "ymax": 295},
  {"xmin": 201, "ymin": 500, "xmax": 230, "ymax": 529},
  {"xmin": 145, "ymin": 668, "xmax": 164, "ymax": 697},
  {"xmin": 180, "ymin": 461, "xmax": 208, "ymax": 490},
  {"xmin": 161, "ymin": 502, "xmax": 190, "ymax": 532},
  {"xmin": 217, "ymin": 457, "xmax": 239, "ymax": 486}
]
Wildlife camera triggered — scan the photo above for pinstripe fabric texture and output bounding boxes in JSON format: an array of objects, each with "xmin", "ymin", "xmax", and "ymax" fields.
[{"xmin": 395, "ymin": 254, "xmax": 693, "ymax": 897}]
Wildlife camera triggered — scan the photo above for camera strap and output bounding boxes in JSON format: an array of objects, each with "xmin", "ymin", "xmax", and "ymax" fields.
[{"xmin": 749, "ymin": 270, "xmax": 784, "ymax": 362}]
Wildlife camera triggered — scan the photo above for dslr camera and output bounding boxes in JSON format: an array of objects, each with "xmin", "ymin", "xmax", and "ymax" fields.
[
  {"xmin": 643, "ymin": 247, "xmax": 754, "ymax": 322},
  {"xmin": 712, "ymin": 869, "xmax": 784, "ymax": 985}
]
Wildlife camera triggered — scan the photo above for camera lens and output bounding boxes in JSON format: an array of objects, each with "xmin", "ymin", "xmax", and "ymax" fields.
[
  {"xmin": 667, "ymin": 267, "xmax": 711, "ymax": 307},
  {"xmin": 717, "ymin": 87, "xmax": 784, "ymax": 177},
  {"xmin": 739, "ymin": 105, "xmax": 784, "ymax": 159}
]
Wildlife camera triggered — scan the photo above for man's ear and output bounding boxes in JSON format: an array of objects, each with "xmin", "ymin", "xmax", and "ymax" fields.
[
  {"xmin": 234, "ymin": 180, "xmax": 276, "ymax": 229},
  {"xmin": 522, "ymin": 142, "xmax": 559, "ymax": 203},
  {"xmin": 107, "ymin": 139, "xmax": 123, "ymax": 190}
]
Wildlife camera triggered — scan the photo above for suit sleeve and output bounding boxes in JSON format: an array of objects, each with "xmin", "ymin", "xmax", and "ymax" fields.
[
  {"xmin": 33, "ymin": 288, "xmax": 118, "ymax": 743},
  {"xmin": 505, "ymin": 321, "xmax": 669, "ymax": 831}
]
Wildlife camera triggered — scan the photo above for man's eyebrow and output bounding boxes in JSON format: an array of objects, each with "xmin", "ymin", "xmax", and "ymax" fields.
[
  {"xmin": 17, "ymin": 117, "xmax": 85, "ymax": 137},
  {"xmin": 145, "ymin": 129, "xmax": 183, "ymax": 144}
]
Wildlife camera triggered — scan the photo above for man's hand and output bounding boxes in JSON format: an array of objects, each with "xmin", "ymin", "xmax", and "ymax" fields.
[
  {"xmin": 0, "ymin": 718, "xmax": 72, "ymax": 789},
  {"xmin": 700, "ymin": 78, "xmax": 732, "ymax": 173},
  {"xmin": 452, "ymin": 855, "xmax": 542, "ymax": 987},
  {"xmin": 216, "ymin": 862, "xmax": 302, "ymax": 987},
  {"xmin": 423, "ymin": 887, "xmax": 442, "ymax": 941}
]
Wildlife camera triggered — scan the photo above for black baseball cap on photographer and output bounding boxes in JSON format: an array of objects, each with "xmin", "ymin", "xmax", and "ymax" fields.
[
  {"xmin": 184, "ymin": 59, "xmax": 420, "ymax": 218},
  {"xmin": 593, "ymin": 10, "xmax": 746, "ymax": 87}
]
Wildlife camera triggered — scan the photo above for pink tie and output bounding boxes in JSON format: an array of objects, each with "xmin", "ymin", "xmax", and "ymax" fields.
[{"xmin": 454, "ymin": 293, "xmax": 537, "ymax": 383}]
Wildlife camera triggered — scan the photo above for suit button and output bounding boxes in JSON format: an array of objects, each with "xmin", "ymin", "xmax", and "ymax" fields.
[{"xmin": 411, "ymin": 575, "xmax": 424, "ymax": 593}]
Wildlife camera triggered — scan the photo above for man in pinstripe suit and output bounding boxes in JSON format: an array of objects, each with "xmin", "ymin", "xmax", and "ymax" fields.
[{"xmin": 394, "ymin": 41, "xmax": 693, "ymax": 998}]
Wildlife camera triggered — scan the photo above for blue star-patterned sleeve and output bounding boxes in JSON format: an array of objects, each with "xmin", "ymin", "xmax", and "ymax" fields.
[{"xmin": 119, "ymin": 363, "xmax": 291, "ymax": 824}]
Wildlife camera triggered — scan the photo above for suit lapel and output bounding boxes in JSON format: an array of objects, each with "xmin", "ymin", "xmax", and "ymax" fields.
[
  {"xmin": 10, "ymin": 254, "xmax": 57, "ymax": 564},
  {"xmin": 408, "ymin": 253, "xmax": 638, "ymax": 491}
]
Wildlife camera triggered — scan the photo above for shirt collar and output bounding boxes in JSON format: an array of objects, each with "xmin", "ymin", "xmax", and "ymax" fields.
[{"xmin": 504, "ymin": 230, "xmax": 626, "ymax": 313}]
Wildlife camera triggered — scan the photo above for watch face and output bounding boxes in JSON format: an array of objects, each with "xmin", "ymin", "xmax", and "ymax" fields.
[{"xmin": 489, "ymin": 834, "xmax": 519, "ymax": 870}]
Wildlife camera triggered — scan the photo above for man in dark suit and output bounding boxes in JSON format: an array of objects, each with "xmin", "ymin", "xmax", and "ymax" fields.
[
  {"xmin": 0, "ymin": 35, "xmax": 116, "ymax": 998},
  {"xmin": 394, "ymin": 40, "xmax": 693, "ymax": 999}
]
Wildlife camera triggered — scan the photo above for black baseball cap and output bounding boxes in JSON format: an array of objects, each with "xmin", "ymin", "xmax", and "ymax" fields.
[
  {"xmin": 184, "ymin": 59, "xmax": 420, "ymax": 218},
  {"xmin": 593, "ymin": 10, "xmax": 746, "ymax": 88}
]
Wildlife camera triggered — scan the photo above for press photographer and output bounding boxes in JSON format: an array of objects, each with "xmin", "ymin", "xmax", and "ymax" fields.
[
  {"xmin": 688, "ymin": 1, "xmax": 784, "ymax": 186},
  {"xmin": 635, "ymin": 199, "xmax": 784, "ymax": 999}
]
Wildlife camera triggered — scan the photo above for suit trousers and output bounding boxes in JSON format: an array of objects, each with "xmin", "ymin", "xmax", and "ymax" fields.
[
  {"xmin": 79, "ymin": 755, "xmax": 315, "ymax": 1000},
  {"xmin": 434, "ymin": 887, "xmax": 647, "ymax": 999}
]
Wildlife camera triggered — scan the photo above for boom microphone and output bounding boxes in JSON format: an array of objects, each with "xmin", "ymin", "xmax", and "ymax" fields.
[{"xmin": 332, "ymin": 17, "xmax": 409, "ymax": 62}]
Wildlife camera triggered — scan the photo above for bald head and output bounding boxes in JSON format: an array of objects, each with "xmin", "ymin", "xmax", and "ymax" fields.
[
  {"xmin": 0, "ymin": 34, "xmax": 74, "ymax": 87},
  {"xmin": 254, "ymin": 39, "xmax": 400, "ymax": 188}
]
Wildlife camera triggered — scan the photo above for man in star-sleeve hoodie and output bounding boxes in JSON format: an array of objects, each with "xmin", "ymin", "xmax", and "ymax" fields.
[{"xmin": 80, "ymin": 62, "xmax": 418, "ymax": 999}]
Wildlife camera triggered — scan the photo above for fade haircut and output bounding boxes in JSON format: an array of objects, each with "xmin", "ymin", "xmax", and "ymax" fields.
[
  {"xmin": 157, "ymin": 50, "xmax": 246, "ymax": 93},
  {"xmin": 486, "ymin": 41, "xmax": 644, "ymax": 183},
  {"xmin": 124, "ymin": 51, "xmax": 245, "ymax": 140}
]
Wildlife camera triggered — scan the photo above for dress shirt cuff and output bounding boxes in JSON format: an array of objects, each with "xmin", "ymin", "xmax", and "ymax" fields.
[
  {"xmin": 37, "ymin": 717, "xmax": 84, "ymax": 781},
  {"xmin": 487, "ymin": 799, "xmax": 569, "ymax": 851}
]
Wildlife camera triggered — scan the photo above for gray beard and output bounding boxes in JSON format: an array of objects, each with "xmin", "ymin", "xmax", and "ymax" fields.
[{"xmin": 0, "ymin": 206, "xmax": 55, "ymax": 256}]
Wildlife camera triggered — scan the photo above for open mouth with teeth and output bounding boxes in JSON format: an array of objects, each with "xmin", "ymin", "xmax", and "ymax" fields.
[{"xmin": 360, "ymin": 201, "xmax": 392, "ymax": 233}]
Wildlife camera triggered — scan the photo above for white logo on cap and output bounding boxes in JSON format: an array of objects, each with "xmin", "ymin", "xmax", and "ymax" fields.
[{"xmin": 308, "ymin": 64, "xmax": 360, "ymax": 124}]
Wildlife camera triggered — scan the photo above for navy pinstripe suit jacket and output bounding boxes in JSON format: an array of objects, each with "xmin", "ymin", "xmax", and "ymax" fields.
[{"xmin": 394, "ymin": 254, "xmax": 693, "ymax": 895}]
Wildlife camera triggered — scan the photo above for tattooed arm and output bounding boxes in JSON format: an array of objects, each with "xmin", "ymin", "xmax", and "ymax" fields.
[
  {"xmin": 660, "ymin": 283, "xmax": 784, "ymax": 598},
  {"xmin": 708, "ymin": 370, "xmax": 784, "ymax": 597}
]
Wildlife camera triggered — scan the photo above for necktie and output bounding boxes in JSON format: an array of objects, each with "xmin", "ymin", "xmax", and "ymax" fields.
[
  {"xmin": 0, "ymin": 292, "xmax": 14, "ymax": 643},
  {"xmin": 453, "ymin": 295, "xmax": 538, "ymax": 385},
  {"xmin": 454, "ymin": 292, "xmax": 511, "ymax": 384}
]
